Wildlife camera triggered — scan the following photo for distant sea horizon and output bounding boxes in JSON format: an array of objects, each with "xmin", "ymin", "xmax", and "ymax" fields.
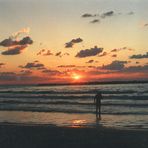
[{"xmin": 0, "ymin": 80, "xmax": 148, "ymax": 86}]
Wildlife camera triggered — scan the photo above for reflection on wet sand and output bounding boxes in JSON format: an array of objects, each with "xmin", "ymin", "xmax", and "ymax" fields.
[
  {"xmin": 0, "ymin": 111, "xmax": 148, "ymax": 129},
  {"xmin": 71, "ymin": 119, "xmax": 87, "ymax": 128}
]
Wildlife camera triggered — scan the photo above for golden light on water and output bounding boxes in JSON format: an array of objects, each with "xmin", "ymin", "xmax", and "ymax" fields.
[
  {"xmin": 73, "ymin": 120, "xmax": 86, "ymax": 124},
  {"xmin": 71, "ymin": 119, "xmax": 87, "ymax": 128}
]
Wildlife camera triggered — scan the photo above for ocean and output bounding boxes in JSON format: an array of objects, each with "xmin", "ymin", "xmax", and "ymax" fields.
[{"xmin": 0, "ymin": 83, "xmax": 148, "ymax": 129}]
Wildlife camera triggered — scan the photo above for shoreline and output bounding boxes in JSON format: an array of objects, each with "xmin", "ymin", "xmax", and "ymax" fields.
[
  {"xmin": 0, "ymin": 123, "xmax": 148, "ymax": 148},
  {"xmin": 0, "ymin": 111, "xmax": 148, "ymax": 130}
]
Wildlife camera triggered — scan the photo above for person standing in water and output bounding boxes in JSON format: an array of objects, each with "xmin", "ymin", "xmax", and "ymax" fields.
[{"xmin": 94, "ymin": 92, "xmax": 103, "ymax": 119}]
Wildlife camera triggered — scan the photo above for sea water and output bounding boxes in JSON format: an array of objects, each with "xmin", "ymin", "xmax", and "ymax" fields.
[{"xmin": 0, "ymin": 83, "xmax": 148, "ymax": 129}]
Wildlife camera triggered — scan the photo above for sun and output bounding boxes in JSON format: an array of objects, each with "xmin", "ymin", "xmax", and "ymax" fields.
[{"xmin": 72, "ymin": 73, "xmax": 82, "ymax": 80}]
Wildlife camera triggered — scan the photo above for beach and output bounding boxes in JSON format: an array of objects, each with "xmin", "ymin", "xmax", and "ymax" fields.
[
  {"xmin": 0, "ymin": 84, "xmax": 148, "ymax": 148},
  {"xmin": 0, "ymin": 123, "xmax": 148, "ymax": 148}
]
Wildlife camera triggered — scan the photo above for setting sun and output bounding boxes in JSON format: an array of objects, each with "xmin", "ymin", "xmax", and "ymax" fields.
[{"xmin": 72, "ymin": 73, "xmax": 82, "ymax": 80}]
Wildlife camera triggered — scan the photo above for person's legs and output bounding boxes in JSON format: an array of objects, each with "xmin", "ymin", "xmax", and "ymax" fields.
[
  {"xmin": 96, "ymin": 104, "xmax": 98, "ymax": 117},
  {"xmin": 98, "ymin": 105, "xmax": 101, "ymax": 119}
]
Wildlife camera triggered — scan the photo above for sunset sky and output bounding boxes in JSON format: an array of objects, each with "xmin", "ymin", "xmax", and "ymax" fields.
[{"xmin": 0, "ymin": 0, "xmax": 148, "ymax": 84}]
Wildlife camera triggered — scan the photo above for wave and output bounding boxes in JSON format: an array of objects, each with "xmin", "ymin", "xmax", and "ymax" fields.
[
  {"xmin": 0, "ymin": 95, "xmax": 148, "ymax": 100},
  {"xmin": 1, "ymin": 100, "xmax": 148, "ymax": 107},
  {"xmin": 0, "ymin": 107, "xmax": 148, "ymax": 115}
]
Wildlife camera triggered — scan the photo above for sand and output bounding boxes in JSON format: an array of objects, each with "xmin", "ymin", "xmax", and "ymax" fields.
[{"xmin": 0, "ymin": 123, "xmax": 148, "ymax": 148}]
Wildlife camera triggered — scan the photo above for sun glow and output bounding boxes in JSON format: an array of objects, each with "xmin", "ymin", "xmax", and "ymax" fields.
[{"xmin": 72, "ymin": 73, "xmax": 82, "ymax": 80}]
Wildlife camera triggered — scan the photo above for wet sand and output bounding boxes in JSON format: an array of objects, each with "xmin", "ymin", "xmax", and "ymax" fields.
[{"xmin": 0, "ymin": 123, "xmax": 148, "ymax": 148}]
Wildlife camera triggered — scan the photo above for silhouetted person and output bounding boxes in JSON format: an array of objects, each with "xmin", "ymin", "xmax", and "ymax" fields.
[{"xmin": 94, "ymin": 92, "xmax": 102, "ymax": 119}]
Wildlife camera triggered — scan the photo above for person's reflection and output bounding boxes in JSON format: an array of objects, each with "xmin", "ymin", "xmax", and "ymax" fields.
[{"xmin": 96, "ymin": 117, "xmax": 100, "ymax": 125}]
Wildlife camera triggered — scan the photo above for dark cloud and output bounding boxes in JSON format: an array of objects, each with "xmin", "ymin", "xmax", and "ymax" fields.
[
  {"xmin": 101, "ymin": 11, "xmax": 114, "ymax": 18},
  {"xmin": 19, "ymin": 36, "xmax": 33, "ymax": 45},
  {"xmin": 127, "ymin": 11, "xmax": 134, "ymax": 15},
  {"xmin": 0, "ymin": 35, "xmax": 33, "ymax": 56},
  {"xmin": 1, "ymin": 45, "xmax": 27, "ymax": 55},
  {"xmin": 87, "ymin": 69, "xmax": 115, "ymax": 75},
  {"xmin": 112, "ymin": 54, "xmax": 117, "ymax": 57},
  {"xmin": 54, "ymin": 52, "xmax": 70, "ymax": 57},
  {"xmin": 86, "ymin": 60, "xmax": 98, "ymax": 64},
  {"xmin": 20, "ymin": 61, "xmax": 45, "ymax": 70},
  {"xmin": 124, "ymin": 65, "xmax": 148, "ymax": 73},
  {"xmin": 110, "ymin": 47, "xmax": 133, "ymax": 53},
  {"xmin": 42, "ymin": 69, "xmax": 61, "ymax": 75},
  {"xmin": 128, "ymin": 48, "xmax": 134, "ymax": 51},
  {"xmin": 58, "ymin": 65, "xmax": 76, "ymax": 68},
  {"xmin": 0, "ymin": 71, "xmax": 49, "ymax": 83},
  {"xmin": 88, "ymin": 62, "xmax": 148, "ymax": 76},
  {"xmin": 65, "ymin": 42, "xmax": 73, "ymax": 48},
  {"xmin": 82, "ymin": 10, "xmax": 135, "ymax": 24},
  {"xmin": 130, "ymin": 52, "xmax": 148, "ymax": 59},
  {"xmin": 144, "ymin": 23, "xmax": 148, "ymax": 27},
  {"xmin": 40, "ymin": 50, "xmax": 53, "ymax": 56},
  {"xmin": 65, "ymin": 38, "xmax": 83, "ymax": 48},
  {"xmin": 0, "ymin": 63, "xmax": 5, "ymax": 68},
  {"xmin": 81, "ymin": 13, "xmax": 96, "ymax": 18},
  {"xmin": 55, "ymin": 52, "xmax": 62, "ymax": 57},
  {"xmin": 0, "ymin": 27, "xmax": 33, "ymax": 56},
  {"xmin": 0, "ymin": 38, "xmax": 17, "ymax": 47},
  {"xmin": 0, "ymin": 36, "xmax": 33, "ymax": 47},
  {"xmin": 111, "ymin": 49, "xmax": 118, "ymax": 52},
  {"xmin": 86, "ymin": 60, "xmax": 94, "ymax": 63},
  {"xmin": 75, "ymin": 46, "xmax": 103, "ymax": 58},
  {"xmin": 102, "ymin": 60, "xmax": 128, "ymax": 70},
  {"xmin": 90, "ymin": 19, "xmax": 100, "ymax": 23},
  {"xmin": 64, "ymin": 52, "xmax": 70, "ymax": 56},
  {"xmin": 88, "ymin": 66, "xmax": 97, "ymax": 69},
  {"xmin": 37, "ymin": 49, "xmax": 46, "ymax": 55},
  {"xmin": 43, "ymin": 50, "xmax": 53, "ymax": 56},
  {"xmin": 34, "ymin": 60, "xmax": 39, "ymax": 63},
  {"xmin": 71, "ymin": 38, "xmax": 83, "ymax": 43}
]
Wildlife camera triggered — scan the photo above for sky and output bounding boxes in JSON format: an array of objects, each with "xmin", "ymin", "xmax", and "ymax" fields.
[{"xmin": 0, "ymin": 0, "xmax": 148, "ymax": 84}]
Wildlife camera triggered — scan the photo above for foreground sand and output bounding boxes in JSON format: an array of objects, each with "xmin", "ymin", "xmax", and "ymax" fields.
[{"xmin": 0, "ymin": 123, "xmax": 148, "ymax": 148}]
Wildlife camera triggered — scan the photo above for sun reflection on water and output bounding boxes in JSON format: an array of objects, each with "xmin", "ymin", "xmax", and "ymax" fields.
[{"xmin": 71, "ymin": 119, "xmax": 87, "ymax": 128}]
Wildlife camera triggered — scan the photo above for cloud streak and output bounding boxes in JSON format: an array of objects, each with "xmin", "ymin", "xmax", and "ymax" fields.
[
  {"xmin": 82, "ymin": 10, "xmax": 135, "ymax": 24},
  {"xmin": 130, "ymin": 52, "xmax": 148, "ymax": 59},
  {"xmin": 101, "ymin": 11, "xmax": 114, "ymax": 18},
  {"xmin": 81, "ymin": 13, "xmax": 96, "ymax": 18},
  {"xmin": 58, "ymin": 65, "xmax": 76, "ymax": 68},
  {"xmin": 20, "ymin": 61, "xmax": 45, "ymax": 70},
  {"xmin": 1, "ymin": 45, "xmax": 27, "ymax": 55},
  {"xmin": 90, "ymin": 19, "xmax": 100, "ymax": 23}
]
